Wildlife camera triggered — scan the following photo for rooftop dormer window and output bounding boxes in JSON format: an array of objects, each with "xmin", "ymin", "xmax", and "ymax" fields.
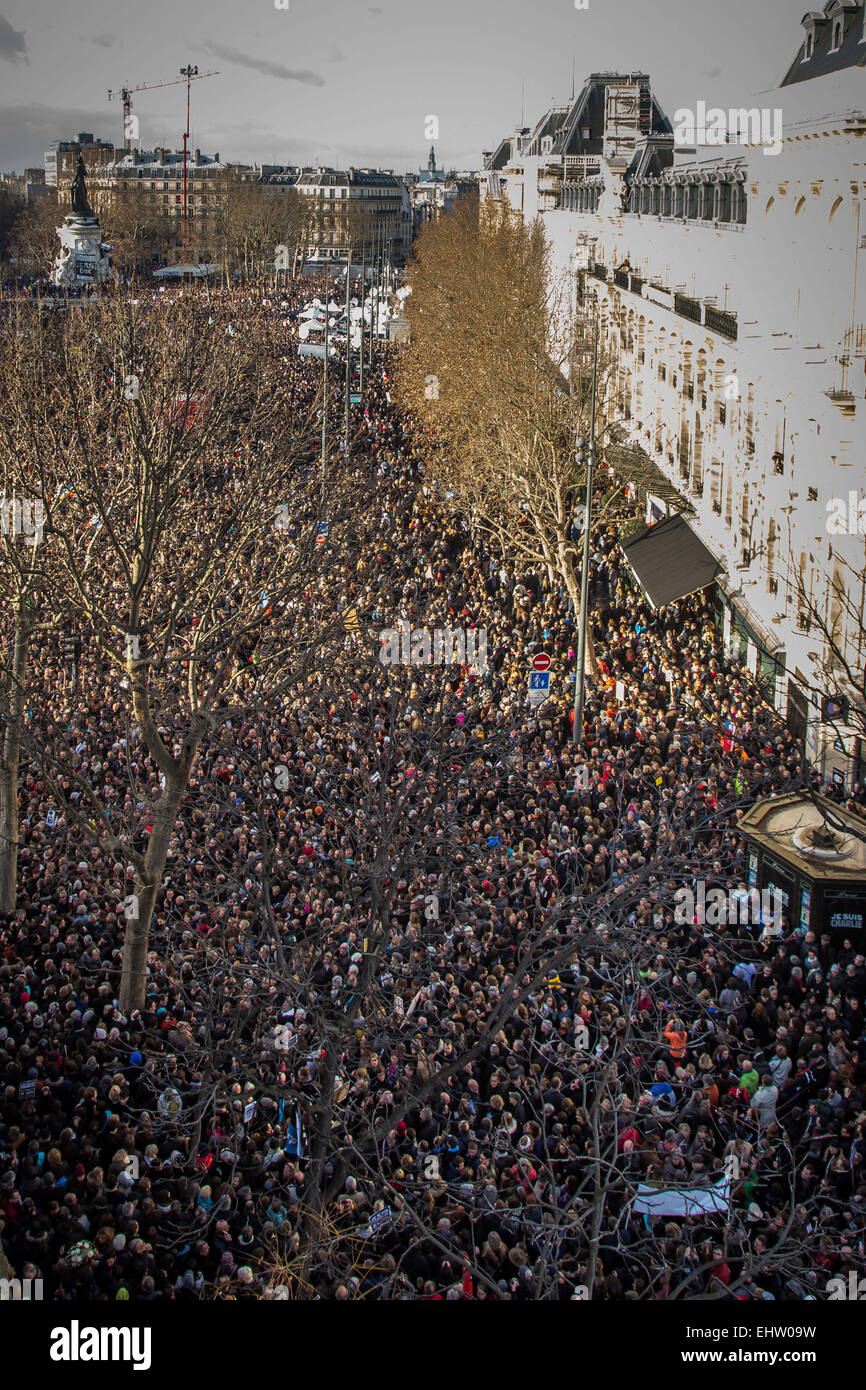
[
  {"xmin": 803, "ymin": 29, "xmax": 815, "ymax": 57},
  {"xmin": 830, "ymin": 16, "xmax": 844, "ymax": 49}
]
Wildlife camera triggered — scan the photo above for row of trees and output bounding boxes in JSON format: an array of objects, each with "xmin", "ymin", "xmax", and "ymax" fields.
[
  {"xmin": 2, "ymin": 175, "xmax": 386, "ymax": 285},
  {"xmin": 391, "ymin": 198, "xmax": 671, "ymax": 668},
  {"xmin": 0, "ymin": 291, "xmax": 351, "ymax": 1003}
]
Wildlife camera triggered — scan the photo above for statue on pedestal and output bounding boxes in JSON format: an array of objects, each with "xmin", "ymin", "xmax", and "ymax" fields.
[
  {"xmin": 49, "ymin": 154, "xmax": 112, "ymax": 289},
  {"xmin": 69, "ymin": 156, "xmax": 95, "ymax": 219}
]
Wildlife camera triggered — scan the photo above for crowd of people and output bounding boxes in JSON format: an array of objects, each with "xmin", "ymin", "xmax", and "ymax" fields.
[{"xmin": 1, "ymin": 274, "xmax": 865, "ymax": 1302}]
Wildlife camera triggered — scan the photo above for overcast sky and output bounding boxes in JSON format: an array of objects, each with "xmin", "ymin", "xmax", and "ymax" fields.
[{"xmin": 0, "ymin": 0, "xmax": 809, "ymax": 174}]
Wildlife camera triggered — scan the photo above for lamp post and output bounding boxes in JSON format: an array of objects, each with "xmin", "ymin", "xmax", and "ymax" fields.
[
  {"xmin": 572, "ymin": 310, "xmax": 599, "ymax": 748},
  {"xmin": 344, "ymin": 249, "xmax": 352, "ymax": 454},
  {"xmin": 358, "ymin": 245, "xmax": 365, "ymax": 403},
  {"xmin": 321, "ymin": 278, "xmax": 329, "ymax": 493},
  {"xmin": 180, "ymin": 64, "xmax": 198, "ymax": 251},
  {"xmin": 369, "ymin": 227, "xmax": 377, "ymax": 365}
]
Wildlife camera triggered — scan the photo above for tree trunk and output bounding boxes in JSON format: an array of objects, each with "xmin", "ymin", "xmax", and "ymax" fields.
[
  {"xmin": 0, "ymin": 608, "xmax": 30, "ymax": 914},
  {"xmin": 562, "ymin": 550, "xmax": 599, "ymax": 683},
  {"xmin": 296, "ymin": 1037, "xmax": 340, "ymax": 1296},
  {"xmin": 119, "ymin": 771, "xmax": 188, "ymax": 1012}
]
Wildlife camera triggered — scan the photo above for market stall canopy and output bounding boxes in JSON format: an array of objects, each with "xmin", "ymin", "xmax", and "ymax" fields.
[{"xmin": 620, "ymin": 513, "xmax": 723, "ymax": 610}]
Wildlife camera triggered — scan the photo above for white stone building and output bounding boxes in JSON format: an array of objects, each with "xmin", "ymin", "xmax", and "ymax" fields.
[{"xmin": 483, "ymin": 2, "xmax": 866, "ymax": 787}]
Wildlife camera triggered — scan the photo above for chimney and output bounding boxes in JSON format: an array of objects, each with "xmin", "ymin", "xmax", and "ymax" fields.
[
  {"xmin": 214, "ymin": 151, "xmax": 220, "ymax": 164},
  {"xmin": 195, "ymin": 147, "xmax": 201, "ymax": 164}
]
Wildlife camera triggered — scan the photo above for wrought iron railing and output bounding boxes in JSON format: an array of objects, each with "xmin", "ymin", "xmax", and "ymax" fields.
[
  {"xmin": 674, "ymin": 292, "xmax": 702, "ymax": 324},
  {"xmin": 704, "ymin": 305, "xmax": 738, "ymax": 340}
]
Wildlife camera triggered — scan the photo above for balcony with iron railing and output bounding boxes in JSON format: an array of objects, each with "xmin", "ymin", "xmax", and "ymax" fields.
[
  {"xmin": 704, "ymin": 305, "xmax": 738, "ymax": 341},
  {"xmin": 674, "ymin": 292, "xmax": 702, "ymax": 325},
  {"xmin": 608, "ymin": 271, "xmax": 738, "ymax": 340}
]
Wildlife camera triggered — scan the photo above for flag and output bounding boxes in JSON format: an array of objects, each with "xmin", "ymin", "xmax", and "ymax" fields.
[{"xmin": 342, "ymin": 608, "xmax": 360, "ymax": 633}]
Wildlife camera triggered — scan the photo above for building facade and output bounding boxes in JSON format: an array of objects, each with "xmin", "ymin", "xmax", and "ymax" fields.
[
  {"xmin": 483, "ymin": 2, "xmax": 866, "ymax": 786},
  {"xmin": 90, "ymin": 147, "xmax": 234, "ymax": 251},
  {"xmin": 292, "ymin": 167, "xmax": 412, "ymax": 264},
  {"xmin": 45, "ymin": 134, "xmax": 116, "ymax": 190}
]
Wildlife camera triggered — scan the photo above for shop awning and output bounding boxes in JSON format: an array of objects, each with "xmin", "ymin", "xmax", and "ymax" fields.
[{"xmin": 620, "ymin": 513, "xmax": 723, "ymax": 609}]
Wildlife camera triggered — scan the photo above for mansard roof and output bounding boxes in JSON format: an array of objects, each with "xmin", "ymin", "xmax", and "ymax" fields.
[{"xmin": 782, "ymin": 0, "xmax": 866, "ymax": 85}]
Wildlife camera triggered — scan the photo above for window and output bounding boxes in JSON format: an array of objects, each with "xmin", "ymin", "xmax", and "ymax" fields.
[
  {"xmin": 807, "ymin": 486, "xmax": 818, "ymax": 502},
  {"xmin": 830, "ymin": 17, "xmax": 843, "ymax": 51},
  {"xmin": 803, "ymin": 30, "xmax": 815, "ymax": 60}
]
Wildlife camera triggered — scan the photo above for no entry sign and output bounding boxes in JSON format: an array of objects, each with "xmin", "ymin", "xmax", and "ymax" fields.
[{"xmin": 531, "ymin": 653, "xmax": 551, "ymax": 673}]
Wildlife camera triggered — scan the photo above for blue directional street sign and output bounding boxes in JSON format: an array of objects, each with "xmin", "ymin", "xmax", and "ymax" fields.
[{"xmin": 528, "ymin": 671, "xmax": 550, "ymax": 706}]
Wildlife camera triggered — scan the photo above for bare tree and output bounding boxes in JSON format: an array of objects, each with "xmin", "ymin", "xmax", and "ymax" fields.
[{"xmin": 2, "ymin": 292, "xmax": 370, "ymax": 1010}]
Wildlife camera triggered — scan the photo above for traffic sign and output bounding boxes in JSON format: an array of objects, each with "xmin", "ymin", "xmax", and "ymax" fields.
[
  {"xmin": 531, "ymin": 653, "xmax": 551, "ymax": 673},
  {"xmin": 349, "ymin": 393, "xmax": 362, "ymax": 404},
  {"xmin": 528, "ymin": 671, "xmax": 550, "ymax": 706}
]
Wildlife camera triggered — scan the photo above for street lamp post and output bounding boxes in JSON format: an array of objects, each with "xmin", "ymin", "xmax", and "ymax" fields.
[
  {"xmin": 344, "ymin": 250, "xmax": 352, "ymax": 454},
  {"xmin": 358, "ymin": 245, "xmax": 365, "ymax": 403},
  {"xmin": 369, "ymin": 228, "xmax": 377, "ymax": 365},
  {"xmin": 180, "ymin": 64, "xmax": 198, "ymax": 251},
  {"xmin": 321, "ymin": 278, "xmax": 329, "ymax": 492},
  {"xmin": 572, "ymin": 310, "xmax": 599, "ymax": 748}
]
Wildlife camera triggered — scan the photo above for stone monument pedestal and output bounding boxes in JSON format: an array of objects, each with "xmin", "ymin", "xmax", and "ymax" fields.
[{"xmin": 50, "ymin": 214, "xmax": 112, "ymax": 289}]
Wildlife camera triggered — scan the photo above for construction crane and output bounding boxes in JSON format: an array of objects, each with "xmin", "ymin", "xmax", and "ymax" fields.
[
  {"xmin": 108, "ymin": 70, "xmax": 219, "ymax": 160},
  {"xmin": 109, "ymin": 78, "xmax": 182, "ymax": 152}
]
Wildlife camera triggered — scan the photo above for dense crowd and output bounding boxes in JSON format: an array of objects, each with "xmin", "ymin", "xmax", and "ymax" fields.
[{"xmin": 2, "ymin": 277, "xmax": 866, "ymax": 1302}]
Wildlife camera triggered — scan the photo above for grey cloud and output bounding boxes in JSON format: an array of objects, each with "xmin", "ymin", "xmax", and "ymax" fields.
[
  {"xmin": 0, "ymin": 14, "xmax": 27, "ymax": 63},
  {"xmin": 205, "ymin": 43, "xmax": 325, "ymax": 85},
  {"xmin": 0, "ymin": 103, "xmax": 170, "ymax": 169},
  {"xmin": 87, "ymin": 35, "xmax": 117, "ymax": 50}
]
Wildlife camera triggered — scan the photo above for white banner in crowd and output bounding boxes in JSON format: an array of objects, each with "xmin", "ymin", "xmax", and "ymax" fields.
[{"xmin": 632, "ymin": 1177, "xmax": 731, "ymax": 1218}]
